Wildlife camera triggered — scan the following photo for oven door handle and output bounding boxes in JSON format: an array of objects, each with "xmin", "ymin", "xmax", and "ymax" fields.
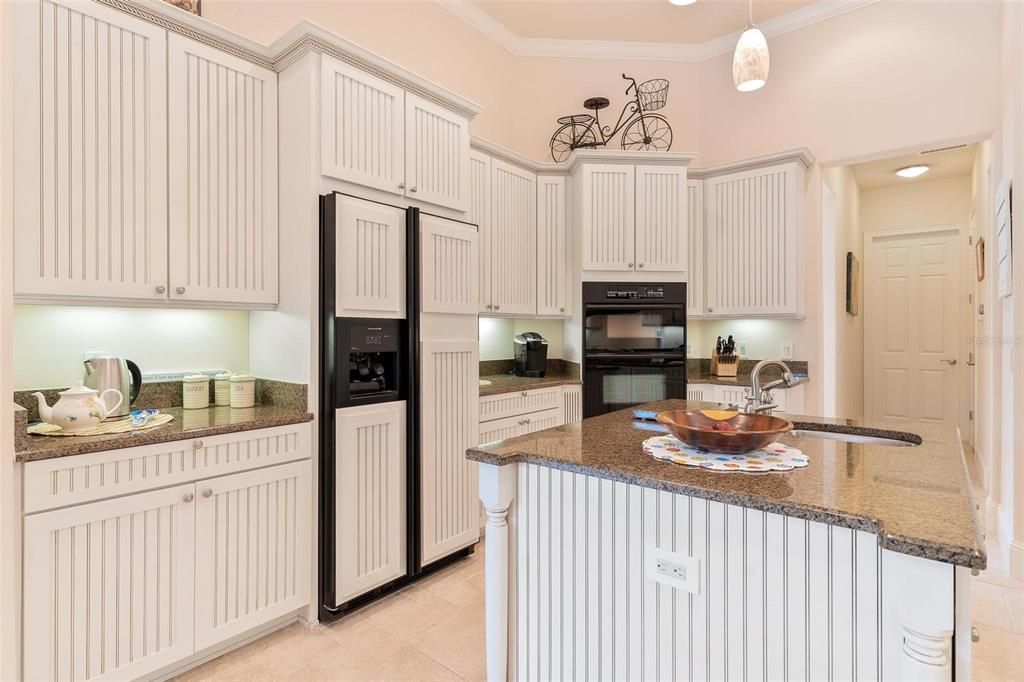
[
  {"xmin": 586, "ymin": 363, "xmax": 687, "ymax": 370},
  {"xmin": 585, "ymin": 352, "xmax": 686, "ymax": 360},
  {"xmin": 583, "ymin": 303, "xmax": 683, "ymax": 311}
]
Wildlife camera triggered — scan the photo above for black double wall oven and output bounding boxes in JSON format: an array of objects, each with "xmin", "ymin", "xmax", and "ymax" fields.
[{"xmin": 582, "ymin": 282, "xmax": 687, "ymax": 418}]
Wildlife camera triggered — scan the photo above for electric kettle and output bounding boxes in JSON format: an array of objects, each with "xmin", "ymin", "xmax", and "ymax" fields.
[{"xmin": 83, "ymin": 356, "xmax": 142, "ymax": 418}]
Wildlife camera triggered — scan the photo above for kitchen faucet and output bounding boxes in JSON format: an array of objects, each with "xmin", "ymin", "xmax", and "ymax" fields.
[{"xmin": 744, "ymin": 360, "xmax": 807, "ymax": 415}]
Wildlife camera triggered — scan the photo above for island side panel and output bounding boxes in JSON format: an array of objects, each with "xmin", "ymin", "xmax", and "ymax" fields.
[{"xmin": 495, "ymin": 462, "xmax": 957, "ymax": 682}]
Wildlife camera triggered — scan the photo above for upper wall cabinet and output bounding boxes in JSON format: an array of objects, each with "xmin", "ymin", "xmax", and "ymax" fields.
[
  {"xmin": 321, "ymin": 55, "xmax": 470, "ymax": 212},
  {"xmin": 320, "ymin": 56, "xmax": 405, "ymax": 195},
  {"xmin": 634, "ymin": 165, "xmax": 687, "ymax": 273},
  {"xmin": 687, "ymin": 178, "xmax": 705, "ymax": 318},
  {"xmin": 703, "ymin": 161, "xmax": 805, "ymax": 317},
  {"xmin": 486, "ymin": 159, "xmax": 537, "ymax": 315},
  {"xmin": 536, "ymin": 175, "xmax": 570, "ymax": 316},
  {"xmin": 578, "ymin": 164, "xmax": 636, "ymax": 271},
  {"xmin": 14, "ymin": 0, "xmax": 168, "ymax": 303},
  {"xmin": 167, "ymin": 35, "xmax": 279, "ymax": 306},
  {"xmin": 468, "ymin": 150, "xmax": 492, "ymax": 312},
  {"xmin": 12, "ymin": 0, "xmax": 278, "ymax": 308}
]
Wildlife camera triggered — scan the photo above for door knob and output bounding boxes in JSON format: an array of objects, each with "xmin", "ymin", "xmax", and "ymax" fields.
[{"xmin": 941, "ymin": 358, "xmax": 958, "ymax": 366}]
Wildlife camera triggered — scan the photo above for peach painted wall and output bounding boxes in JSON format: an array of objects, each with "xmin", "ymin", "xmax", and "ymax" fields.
[{"xmin": 859, "ymin": 176, "xmax": 972, "ymax": 234}]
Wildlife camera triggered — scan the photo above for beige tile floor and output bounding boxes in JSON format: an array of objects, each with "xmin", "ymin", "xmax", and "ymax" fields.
[{"xmin": 181, "ymin": 518, "xmax": 1023, "ymax": 681}]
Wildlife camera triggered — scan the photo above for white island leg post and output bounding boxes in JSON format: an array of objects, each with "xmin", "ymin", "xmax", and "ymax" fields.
[{"xmin": 479, "ymin": 462, "xmax": 517, "ymax": 682}]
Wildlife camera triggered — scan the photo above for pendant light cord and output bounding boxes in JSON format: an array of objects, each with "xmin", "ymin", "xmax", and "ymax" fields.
[{"xmin": 748, "ymin": 0, "xmax": 754, "ymax": 29}]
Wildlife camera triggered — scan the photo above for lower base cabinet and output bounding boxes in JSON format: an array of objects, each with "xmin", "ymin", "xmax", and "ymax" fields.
[
  {"xmin": 22, "ymin": 425, "xmax": 312, "ymax": 682},
  {"xmin": 478, "ymin": 385, "xmax": 580, "ymax": 445},
  {"xmin": 688, "ymin": 382, "xmax": 805, "ymax": 414}
]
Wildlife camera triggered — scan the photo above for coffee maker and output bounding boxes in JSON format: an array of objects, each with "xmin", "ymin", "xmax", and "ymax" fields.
[{"xmin": 513, "ymin": 332, "xmax": 548, "ymax": 377}]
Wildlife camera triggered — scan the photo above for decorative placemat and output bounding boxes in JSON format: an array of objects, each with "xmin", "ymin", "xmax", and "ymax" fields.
[
  {"xmin": 28, "ymin": 413, "xmax": 175, "ymax": 437},
  {"xmin": 643, "ymin": 434, "xmax": 808, "ymax": 473}
]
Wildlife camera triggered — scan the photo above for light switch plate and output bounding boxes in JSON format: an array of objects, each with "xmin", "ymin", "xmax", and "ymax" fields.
[
  {"xmin": 737, "ymin": 341, "xmax": 748, "ymax": 357},
  {"xmin": 647, "ymin": 546, "xmax": 700, "ymax": 594},
  {"xmin": 782, "ymin": 342, "xmax": 794, "ymax": 360}
]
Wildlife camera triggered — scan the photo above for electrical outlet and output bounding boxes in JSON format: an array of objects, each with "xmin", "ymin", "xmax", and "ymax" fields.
[
  {"xmin": 782, "ymin": 342, "xmax": 794, "ymax": 360},
  {"xmin": 737, "ymin": 341, "xmax": 748, "ymax": 357},
  {"xmin": 648, "ymin": 547, "xmax": 700, "ymax": 593},
  {"xmin": 686, "ymin": 343, "xmax": 693, "ymax": 356}
]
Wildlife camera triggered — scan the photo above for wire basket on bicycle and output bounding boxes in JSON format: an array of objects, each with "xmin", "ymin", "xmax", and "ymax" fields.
[{"xmin": 637, "ymin": 79, "xmax": 669, "ymax": 111}]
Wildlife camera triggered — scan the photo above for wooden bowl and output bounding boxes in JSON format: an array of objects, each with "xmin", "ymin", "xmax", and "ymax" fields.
[{"xmin": 655, "ymin": 409, "xmax": 793, "ymax": 454}]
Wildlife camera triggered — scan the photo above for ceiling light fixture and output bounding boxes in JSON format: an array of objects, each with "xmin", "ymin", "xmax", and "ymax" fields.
[
  {"xmin": 668, "ymin": 0, "xmax": 699, "ymax": 5},
  {"xmin": 895, "ymin": 165, "xmax": 930, "ymax": 178},
  {"xmin": 733, "ymin": 0, "xmax": 769, "ymax": 92}
]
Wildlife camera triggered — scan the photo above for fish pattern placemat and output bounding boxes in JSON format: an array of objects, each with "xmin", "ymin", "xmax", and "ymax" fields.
[
  {"xmin": 28, "ymin": 414, "xmax": 175, "ymax": 437},
  {"xmin": 643, "ymin": 434, "xmax": 808, "ymax": 473}
]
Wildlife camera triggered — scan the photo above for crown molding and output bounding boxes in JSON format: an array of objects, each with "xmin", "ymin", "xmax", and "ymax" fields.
[
  {"xmin": 439, "ymin": 0, "xmax": 882, "ymax": 62},
  {"xmin": 688, "ymin": 148, "xmax": 816, "ymax": 179}
]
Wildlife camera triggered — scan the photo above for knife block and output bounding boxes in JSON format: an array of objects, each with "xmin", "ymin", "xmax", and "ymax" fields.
[{"xmin": 710, "ymin": 351, "xmax": 739, "ymax": 377}]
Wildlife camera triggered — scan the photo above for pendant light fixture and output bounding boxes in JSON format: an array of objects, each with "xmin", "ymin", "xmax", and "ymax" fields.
[{"xmin": 733, "ymin": 0, "xmax": 770, "ymax": 92}]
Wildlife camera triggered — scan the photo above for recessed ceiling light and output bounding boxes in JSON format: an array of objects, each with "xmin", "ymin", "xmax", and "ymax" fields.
[
  {"xmin": 895, "ymin": 165, "xmax": 930, "ymax": 178},
  {"xmin": 668, "ymin": 0, "xmax": 699, "ymax": 6}
]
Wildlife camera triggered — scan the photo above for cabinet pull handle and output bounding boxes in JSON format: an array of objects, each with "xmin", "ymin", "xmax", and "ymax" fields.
[
  {"xmin": 486, "ymin": 304, "xmax": 493, "ymax": 310},
  {"xmin": 202, "ymin": 488, "xmax": 213, "ymax": 499},
  {"xmin": 638, "ymin": 263, "xmax": 645, "ymax": 268},
  {"xmin": 524, "ymin": 418, "xmax": 531, "ymax": 425},
  {"xmin": 494, "ymin": 305, "xmax": 500, "ymax": 311},
  {"xmin": 398, "ymin": 183, "xmax": 406, "ymax": 190},
  {"xmin": 175, "ymin": 286, "xmax": 186, "ymax": 295},
  {"xmin": 183, "ymin": 492, "xmax": 194, "ymax": 503},
  {"xmin": 155, "ymin": 285, "xmax": 166, "ymax": 294},
  {"xmin": 192, "ymin": 440, "xmax": 203, "ymax": 450},
  {"xmin": 410, "ymin": 186, "xmax": 418, "ymax": 193},
  {"xmin": 521, "ymin": 392, "xmax": 528, "ymax": 397}
]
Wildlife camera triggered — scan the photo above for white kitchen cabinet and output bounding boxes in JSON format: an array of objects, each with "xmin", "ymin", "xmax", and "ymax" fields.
[
  {"xmin": 320, "ymin": 55, "xmax": 405, "ymax": 195},
  {"xmin": 420, "ymin": 340, "xmax": 480, "ymax": 565},
  {"xmin": 687, "ymin": 179, "xmax": 705, "ymax": 318},
  {"xmin": 479, "ymin": 407, "xmax": 564, "ymax": 444},
  {"xmin": 536, "ymin": 175, "xmax": 571, "ymax": 317},
  {"xmin": 487, "ymin": 158, "xmax": 537, "ymax": 315},
  {"xmin": 704, "ymin": 162, "xmax": 804, "ymax": 317},
  {"xmin": 420, "ymin": 214, "xmax": 479, "ymax": 315},
  {"xmin": 14, "ymin": 0, "xmax": 168, "ymax": 303},
  {"xmin": 713, "ymin": 384, "xmax": 752, "ymax": 407},
  {"xmin": 468, "ymin": 150, "xmax": 493, "ymax": 312},
  {"xmin": 578, "ymin": 164, "xmax": 636, "ymax": 271},
  {"xmin": 562, "ymin": 385, "xmax": 583, "ymax": 423},
  {"xmin": 320, "ymin": 56, "xmax": 470, "ymax": 212},
  {"xmin": 634, "ymin": 165, "xmax": 687, "ymax": 273},
  {"xmin": 478, "ymin": 385, "xmax": 576, "ymax": 443},
  {"xmin": 687, "ymin": 383, "xmax": 713, "ymax": 402},
  {"xmin": 333, "ymin": 402, "xmax": 407, "ymax": 605},
  {"xmin": 23, "ymin": 483, "xmax": 196, "ymax": 682},
  {"xmin": 689, "ymin": 382, "xmax": 802, "ymax": 413},
  {"xmin": 168, "ymin": 35, "xmax": 279, "ymax": 306},
  {"xmin": 405, "ymin": 93, "xmax": 471, "ymax": 211},
  {"xmin": 334, "ymin": 194, "xmax": 406, "ymax": 317},
  {"xmin": 479, "ymin": 386, "xmax": 563, "ymax": 423},
  {"xmin": 194, "ymin": 460, "xmax": 311, "ymax": 650}
]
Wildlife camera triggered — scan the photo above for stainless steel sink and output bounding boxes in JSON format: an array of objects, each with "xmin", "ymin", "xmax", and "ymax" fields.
[{"xmin": 790, "ymin": 430, "xmax": 919, "ymax": 447}]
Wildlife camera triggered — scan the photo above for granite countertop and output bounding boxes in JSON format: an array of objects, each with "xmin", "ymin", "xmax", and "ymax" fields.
[
  {"xmin": 467, "ymin": 399, "xmax": 985, "ymax": 569},
  {"xmin": 479, "ymin": 372, "xmax": 581, "ymax": 396},
  {"xmin": 16, "ymin": 405, "xmax": 313, "ymax": 463}
]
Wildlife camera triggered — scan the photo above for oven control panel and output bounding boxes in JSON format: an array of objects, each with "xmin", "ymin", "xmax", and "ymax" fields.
[{"xmin": 604, "ymin": 285, "xmax": 665, "ymax": 300}]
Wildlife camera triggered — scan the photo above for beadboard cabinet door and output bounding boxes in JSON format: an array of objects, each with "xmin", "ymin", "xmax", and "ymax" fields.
[
  {"xmin": 420, "ymin": 214, "xmax": 479, "ymax": 315},
  {"xmin": 334, "ymin": 194, "xmax": 406, "ymax": 317},
  {"xmin": 405, "ymin": 93, "xmax": 470, "ymax": 211},
  {"xmin": 14, "ymin": 0, "xmax": 168, "ymax": 303},
  {"xmin": 468, "ymin": 150, "xmax": 493, "ymax": 313},
  {"xmin": 420, "ymin": 340, "xmax": 480, "ymax": 565},
  {"xmin": 489, "ymin": 159, "xmax": 537, "ymax": 315},
  {"xmin": 536, "ymin": 175, "xmax": 570, "ymax": 317},
  {"xmin": 579, "ymin": 164, "xmax": 636, "ymax": 271},
  {"xmin": 634, "ymin": 165, "xmax": 687, "ymax": 273},
  {"xmin": 687, "ymin": 179, "xmax": 705, "ymax": 318},
  {"xmin": 194, "ymin": 460, "xmax": 311, "ymax": 650},
  {"xmin": 168, "ymin": 35, "xmax": 279, "ymax": 307},
  {"xmin": 23, "ymin": 483, "xmax": 196, "ymax": 682},
  {"xmin": 321, "ymin": 55, "xmax": 405, "ymax": 195},
  {"xmin": 704, "ymin": 162, "xmax": 804, "ymax": 317},
  {"xmin": 334, "ymin": 403, "xmax": 407, "ymax": 605}
]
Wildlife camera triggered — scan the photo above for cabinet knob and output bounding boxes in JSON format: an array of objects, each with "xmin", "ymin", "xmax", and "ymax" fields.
[
  {"xmin": 638, "ymin": 263, "xmax": 645, "ymax": 268},
  {"xmin": 202, "ymin": 488, "xmax": 213, "ymax": 498},
  {"xmin": 175, "ymin": 286, "xmax": 186, "ymax": 295},
  {"xmin": 410, "ymin": 186, "xmax": 418, "ymax": 193},
  {"xmin": 155, "ymin": 285, "xmax": 166, "ymax": 294},
  {"xmin": 707, "ymin": 307, "xmax": 713, "ymax": 313},
  {"xmin": 627, "ymin": 262, "xmax": 634, "ymax": 268},
  {"xmin": 398, "ymin": 183, "xmax": 406, "ymax": 190},
  {"xmin": 523, "ymin": 418, "xmax": 531, "ymax": 425},
  {"xmin": 486, "ymin": 304, "xmax": 493, "ymax": 310},
  {"xmin": 521, "ymin": 392, "xmax": 528, "ymax": 397},
  {"xmin": 493, "ymin": 305, "xmax": 500, "ymax": 311},
  {"xmin": 183, "ymin": 492, "xmax": 194, "ymax": 503},
  {"xmin": 559, "ymin": 307, "xmax": 565, "ymax": 313},
  {"xmin": 192, "ymin": 439, "xmax": 203, "ymax": 450}
]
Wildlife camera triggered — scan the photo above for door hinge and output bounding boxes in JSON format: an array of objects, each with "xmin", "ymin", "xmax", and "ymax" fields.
[
  {"xmin": 969, "ymin": 235, "xmax": 974, "ymax": 245},
  {"xmin": 969, "ymin": 293, "xmax": 974, "ymax": 304},
  {"xmin": 970, "ymin": 410, "xmax": 974, "ymax": 421}
]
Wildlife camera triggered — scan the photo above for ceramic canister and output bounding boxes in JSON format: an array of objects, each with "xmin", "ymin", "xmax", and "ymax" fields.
[
  {"xmin": 214, "ymin": 372, "xmax": 233, "ymax": 407},
  {"xmin": 182, "ymin": 374, "xmax": 210, "ymax": 410},
  {"xmin": 230, "ymin": 374, "xmax": 256, "ymax": 409}
]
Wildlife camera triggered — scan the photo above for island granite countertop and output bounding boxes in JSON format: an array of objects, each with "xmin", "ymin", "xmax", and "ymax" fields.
[
  {"xmin": 16, "ymin": 405, "xmax": 314, "ymax": 463},
  {"xmin": 467, "ymin": 399, "xmax": 985, "ymax": 569}
]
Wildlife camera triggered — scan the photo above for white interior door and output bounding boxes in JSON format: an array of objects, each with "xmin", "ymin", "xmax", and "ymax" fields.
[{"xmin": 865, "ymin": 228, "xmax": 962, "ymax": 425}]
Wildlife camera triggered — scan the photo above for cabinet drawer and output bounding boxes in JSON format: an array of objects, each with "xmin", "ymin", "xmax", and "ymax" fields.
[
  {"xmin": 479, "ymin": 387, "xmax": 562, "ymax": 423},
  {"xmin": 24, "ymin": 423, "xmax": 311, "ymax": 514},
  {"xmin": 479, "ymin": 407, "xmax": 563, "ymax": 444}
]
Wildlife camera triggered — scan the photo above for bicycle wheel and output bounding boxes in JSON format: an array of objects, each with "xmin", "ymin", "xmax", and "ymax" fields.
[
  {"xmin": 550, "ymin": 122, "xmax": 597, "ymax": 163},
  {"xmin": 620, "ymin": 114, "xmax": 673, "ymax": 152}
]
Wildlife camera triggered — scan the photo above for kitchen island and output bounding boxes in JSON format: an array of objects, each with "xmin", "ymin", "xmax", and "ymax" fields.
[{"xmin": 467, "ymin": 400, "xmax": 985, "ymax": 682}]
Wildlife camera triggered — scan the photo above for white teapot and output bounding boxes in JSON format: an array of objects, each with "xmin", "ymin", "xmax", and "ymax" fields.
[{"xmin": 33, "ymin": 382, "xmax": 124, "ymax": 433}]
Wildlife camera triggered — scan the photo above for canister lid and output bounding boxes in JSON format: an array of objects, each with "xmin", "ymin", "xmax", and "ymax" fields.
[
  {"xmin": 214, "ymin": 372, "xmax": 232, "ymax": 380},
  {"xmin": 183, "ymin": 374, "xmax": 208, "ymax": 383},
  {"xmin": 230, "ymin": 374, "xmax": 254, "ymax": 382}
]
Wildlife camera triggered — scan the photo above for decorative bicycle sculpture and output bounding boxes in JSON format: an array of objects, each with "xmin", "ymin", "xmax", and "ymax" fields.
[{"xmin": 549, "ymin": 73, "xmax": 673, "ymax": 163}]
